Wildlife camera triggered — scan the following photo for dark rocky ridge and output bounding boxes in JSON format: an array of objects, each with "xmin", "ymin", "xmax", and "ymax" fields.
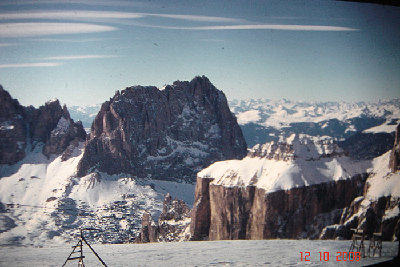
[
  {"xmin": 0, "ymin": 85, "xmax": 86, "ymax": 164},
  {"xmin": 77, "ymin": 76, "xmax": 247, "ymax": 181},
  {"xmin": 389, "ymin": 124, "xmax": 400, "ymax": 172},
  {"xmin": 0, "ymin": 86, "xmax": 27, "ymax": 164},
  {"xmin": 190, "ymin": 174, "xmax": 367, "ymax": 240}
]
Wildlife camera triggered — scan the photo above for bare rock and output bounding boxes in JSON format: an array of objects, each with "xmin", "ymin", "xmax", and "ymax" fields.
[
  {"xmin": 190, "ymin": 173, "xmax": 367, "ymax": 240},
  {"xmin": 0, "ymin": 85, "xmax": 86, "ymax": 165},
  {"xmin": 190, "ymin": 177, "xmax": 213, "ymax": 240},
  {"xmin": 389, "ymin": 124, "xmax": 400, "ymax": 172},
  {"xmin": 137, "ymin": 212, "xmax": 159, "ymax": 243},
  {"xmin": 77, "ymin": 76, "xmax": 247, "ymax": 181},
  {"xmin": 0, "ymin": 86, "xmax": 27, "ymax": 164},
  {"xmin": 136, "ymin": 194, "xmax": 192, "ymax": 243}
]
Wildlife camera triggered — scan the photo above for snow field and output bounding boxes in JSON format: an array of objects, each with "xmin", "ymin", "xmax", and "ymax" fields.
[{"xmin": 0, "ymin": 240, "xmax": 398, "ymax": 267}]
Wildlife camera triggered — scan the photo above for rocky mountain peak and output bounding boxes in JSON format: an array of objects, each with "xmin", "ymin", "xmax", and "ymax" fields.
[
  {"xmin": 77, "ymin": 76, "xmax": 247, "ymax": 181},
  {"xmin": 0, "ymin": 86, "xmax": 86, "ymax": 164},
  {"xmin": 0, "ymin": 85, "xmax": 27, "ymax": 164},
  {"xmin": 0, "ymin": 85, "xmax": 25, "ymax": 119}
]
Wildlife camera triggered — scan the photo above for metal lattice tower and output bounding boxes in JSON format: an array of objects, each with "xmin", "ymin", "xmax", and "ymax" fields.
[{"xmin": 62, "ymin": 228, "xmax": 107, "ymax": 267}]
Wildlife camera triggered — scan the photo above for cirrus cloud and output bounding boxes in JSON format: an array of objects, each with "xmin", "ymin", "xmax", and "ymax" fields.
[
  {"xmin": 0, "ymin": 10, "xmax": 144, "ymax": 20},
  {"xmin": 0, "ymin": 10, "xmax": 242, "ymax": 23},
  {"xmin": 0, "ymin": 22, "xmax": 116, "ymax": 38},
  {"xmin": 143, "ymin": 24, "xmax": 358, "ymax": 31},
  {"xmin": 41, "ymin": 54, "xmax": 117, "ymax": 60},
  {"xmin": 0, "ymin": 62, "xmax": 62, "ymax": 68}
]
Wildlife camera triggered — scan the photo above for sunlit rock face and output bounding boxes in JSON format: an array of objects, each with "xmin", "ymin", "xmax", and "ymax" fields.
[{"xmin": 77, "ymin": 76, "xmax": 247, "ymax": 182}]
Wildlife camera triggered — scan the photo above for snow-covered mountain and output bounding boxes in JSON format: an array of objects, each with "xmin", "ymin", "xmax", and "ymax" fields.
[
  {"xmin": 199, "ymin": 134, "xmax": 367, "ymax": 193},
  {"xmin": 229, "ymin": 98, "xmax": 400, "ymax": 147},
  {"xmin": 2, "ymin": 81, "xmax": 399, "ymax": 247},
  {"xmin": 68, "ymin": 104, "xmax": 101, "ymax": 130},
  {"xmin": 68, "ymin": 99, "xmax": 400, "ymax": 159},
  {"xmin": 0, "ymin": 143, "xmax": 194, "ymax": 246},
  {"xmin": 191, "ymin": 131, "xmax": 400, "ymax": 241},
  {"xmin": 76, "ymin": 76, "xmax": 247, "ymax": 182}
]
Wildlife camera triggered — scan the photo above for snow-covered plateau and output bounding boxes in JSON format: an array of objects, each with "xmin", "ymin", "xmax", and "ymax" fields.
[
  {"xmin": 0, "ymin": 240, "xmax": 398, "ymax": 267},
  {"xmin": 198, "ymin": 134, "xmax": 370, "ymax": 193}
]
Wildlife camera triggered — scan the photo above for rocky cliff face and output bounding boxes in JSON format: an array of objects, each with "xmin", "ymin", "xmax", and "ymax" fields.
[
  {"xmin": 190, "ymin": 134, "xmax": 370, "ymax": 240},
  {"xmin": 0, "ymin": 85, "xmax": 86, "ymax": 164},
  {"xmin": 77, "ymin": 76, "xmax": 247, "ymax": 181},
  {"xmin": 191, "ymin": 174, "xmax": 367, "ymax": 240}
]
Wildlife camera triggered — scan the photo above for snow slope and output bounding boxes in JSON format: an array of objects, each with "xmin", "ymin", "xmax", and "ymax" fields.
[
  {"xmin": 0, "ymin": 143, "xmax": 194, "ymax": 246},
  {"xmin": 366, "ymin": 151, "xmax": 400, "ymax": 198},
  {"xmin": 0, "ymin": 240, "xmax": 397, "ymax": 267},
  {"xmin": 198, "ymin": 134, "xmax": 370, "ymax": 193}
]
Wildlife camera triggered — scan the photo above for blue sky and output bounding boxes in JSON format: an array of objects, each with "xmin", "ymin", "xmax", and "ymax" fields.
[{"xmin": 0, "ymin": 0, "xmax": 399, "ymax": 107}]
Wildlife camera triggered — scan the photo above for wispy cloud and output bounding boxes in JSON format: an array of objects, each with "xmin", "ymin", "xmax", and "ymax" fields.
[
  {"xmin": 32, "ymin": 37, "xmax": 119, "ymax": 43},
  {"xmin": 0, "ymin": 10, "xmax": 242, "ymax": 23},
  {"xmin": 146, "ymin": 13, "xmax": 242, "ymax": 23},
  {"xmin": 0, "ymin": 10, "xmax": 143, "ymax": 20},
  {"xmin": 0, "ymin": 0, "xmax": 149, "ymax": 8},
  {"xmin": 0, "ymin": 62, "xmax": 62, "ymax": 68},
  {"xmin": 41, "ymin": 54, "xmax": 116, "ymax": 60},
  {"xmin": 143, "ymin": 24, "xmax": 358, "ymax": 31},
  {"xmin": 0, "ymin": 22, "xmax": 116, "ymax": 37},
  {"xmin": 0, "ymin": 42, "xmax": 16, "ymax": 47}
]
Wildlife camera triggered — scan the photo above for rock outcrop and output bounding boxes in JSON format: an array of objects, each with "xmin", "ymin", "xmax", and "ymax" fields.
[
  {"xmin": 0, "ymin": 85, "xmax": 86, "ymax": 164},
  {"xmin": 33, "ymin": 100, "xmax": 86, "ymax": 158},
  {"xmin": 190, "ymin": 134, "xmax": 370, "ymax": 240},
  {"xmin": 77, "ymin": 76, "xmax": 247, "ymax": 181},
  {"xmin": 389, "ymin": 124, "xmax": 400, "ymax": 172},
  {"xmin": 137, "ymin": 193, "xmax": 191, "ymax": 243}
]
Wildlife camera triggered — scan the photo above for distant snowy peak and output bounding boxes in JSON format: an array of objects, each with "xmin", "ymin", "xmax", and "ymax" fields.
[
  {"xmin": 230, "ymin": 98, "xmax": 400, "ymax": 132},
  {"xmin": 68, "ymin": 104, "xmax": 101, "ymax": 129},
  {"xmin": 248, "ymin": 134, "xmax": 344, "ymax": 161}
]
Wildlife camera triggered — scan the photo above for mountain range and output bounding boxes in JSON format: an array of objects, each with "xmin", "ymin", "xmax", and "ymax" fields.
[{"xmin": 1, "ymin": 77, "xmax": 399, "ymax": 247}]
